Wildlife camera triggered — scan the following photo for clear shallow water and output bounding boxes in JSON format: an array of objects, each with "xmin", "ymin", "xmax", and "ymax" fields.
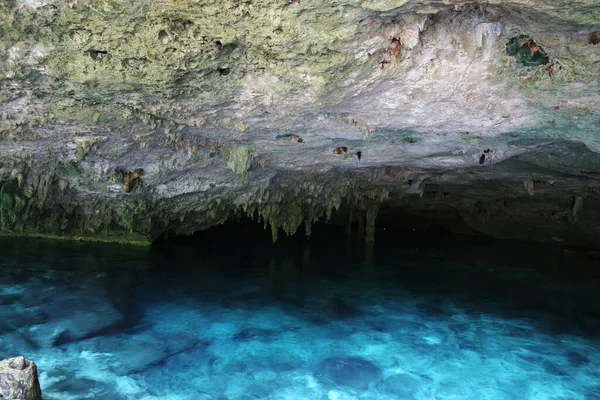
[{"xmin": 0, "ymin": 225, "xmax": 599, "ymax": 400}]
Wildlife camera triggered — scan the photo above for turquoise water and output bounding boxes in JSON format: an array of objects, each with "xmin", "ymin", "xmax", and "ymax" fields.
[{"xmin": 0, "ymin": 225, "xmax": 599, "ymax": 400}]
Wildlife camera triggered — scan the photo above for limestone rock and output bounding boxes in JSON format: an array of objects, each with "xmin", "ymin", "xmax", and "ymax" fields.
[
  {"xmin": 0, "ymin": 0, "xmax": 600, "ymax": 248},
  {"xmin": 0, "ymin": 356, "xmax": 42, "ymax": 400}
]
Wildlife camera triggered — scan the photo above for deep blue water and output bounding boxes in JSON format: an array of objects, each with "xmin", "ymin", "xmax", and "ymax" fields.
[{"xmin": 0, "ymin": 224, "xmax": 599, "ymax": 400}]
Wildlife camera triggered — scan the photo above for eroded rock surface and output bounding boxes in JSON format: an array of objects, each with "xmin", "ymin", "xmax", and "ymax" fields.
[
  {"xmin": 0, "ymin": 356, "xmax": 42, "ymax": 400},
  {"xmin": 1, "ymin": 0, "xmax": 599, "ymax": 247}
]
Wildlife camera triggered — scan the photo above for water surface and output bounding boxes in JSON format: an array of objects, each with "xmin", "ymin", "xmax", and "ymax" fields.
[{"xmin": 0, "ymin": 225, "xmax": 599, "ymax": 400}]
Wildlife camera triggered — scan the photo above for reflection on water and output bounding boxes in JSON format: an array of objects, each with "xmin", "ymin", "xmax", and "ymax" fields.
[{"xmin": 0, "ymin": 224, "xmax": 599, "ymax": 400}]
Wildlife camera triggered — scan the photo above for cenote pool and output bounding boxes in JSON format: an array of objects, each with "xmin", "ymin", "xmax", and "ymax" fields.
[{"xmin": 0, "ymin": 224, "xmax": 599, "ymax": 400}]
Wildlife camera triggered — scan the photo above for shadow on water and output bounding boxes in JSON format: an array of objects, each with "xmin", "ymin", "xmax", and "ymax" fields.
[
  {"xmin": 1, "ymin": 223, "xmax": 599, "ymax": 340},
  {"xmin": 0, "ymin": 238, "xmax": 152, "ymax": 337},
  {"xmin": 1, "ymin": 222, "xmax": 600, "ymax": 399},
  {"xmin": 151, "ymin": 221, "xmax": 600, "ymax": 338}
]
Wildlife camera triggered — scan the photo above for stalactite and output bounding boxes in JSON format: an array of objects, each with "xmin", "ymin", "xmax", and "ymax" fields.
[
  {"xmin": 573, "ymin": 196, "xmax": 583, "ymax": 219},
  {"xmin": 270, "ymin": 218, "xmax": 279, "ymax": 243},
  {"xmin": 365, "ymin": 203, "xmax": 380, "ymax": 242},
  {"xmin": 524, "ymin": 180, "xmax": 535, "ymax": 196},
  {"xmin": 357, "ymin": 213, "xmax": 365, "ymax": 237},
  {"xmin": 346, "ymin": 209, "xmax": 354, "ymax": 234},
  {"xmin": 304, "ymin": 220, "xmax": 312, "ymax": 239}
]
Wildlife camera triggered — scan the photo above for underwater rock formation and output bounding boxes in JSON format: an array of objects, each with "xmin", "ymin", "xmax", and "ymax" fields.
[
  {"xmin": 0, "ymin": 356, "xmax": 42, "ymax": 400},
  {"xmin": 316, "ymin": 356, "xmax": 382, "ymax": 390},
  {"xmin": 1, "ymin": 0, "xmax": 599, "ymax": 247}
]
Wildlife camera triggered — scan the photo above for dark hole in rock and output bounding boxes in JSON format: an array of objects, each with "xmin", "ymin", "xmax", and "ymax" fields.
[
  {"xmin": 171, "ymin": 19, "xmax": 193, "ymax": 31},
  {"xmin": 122, "ymin": 57, "xmax": 149, "ymax": 69},
  {"xmin": 506, "ymin": 35, "xmax": 549, "ymax": 67},
  {"xmin": 158, "ymin": 30, "xmax": 168, "ymax": 43},
  {"xmin": 218, "ymin": 67, "xmax": 231, "ymax": 76},
  {"xmin": 87, "ymin": 49, "xmax": 109, "ymax": 61},
  {"xmin": 590, "ymin": 32, "xmax": 600, "ymax": 45},
  {"xmin": 215, "ymin": 41, "xmax": 238, "ymax": 53}
]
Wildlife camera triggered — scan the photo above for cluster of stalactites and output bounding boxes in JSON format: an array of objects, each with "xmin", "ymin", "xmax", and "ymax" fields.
[{"xmin": 232, "ymin": 182, "xmax": 389, "ymax": 242}]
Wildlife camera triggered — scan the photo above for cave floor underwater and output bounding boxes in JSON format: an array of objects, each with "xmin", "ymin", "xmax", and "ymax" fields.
[{"xmin": 0, "ymin": 223, "xmax": 599, "ymax": 400}]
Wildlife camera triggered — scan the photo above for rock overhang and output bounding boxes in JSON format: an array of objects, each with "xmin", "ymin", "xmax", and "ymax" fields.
[{"xmin": 0, "ymin": 0, "xmax": 599, "ymax": 248}]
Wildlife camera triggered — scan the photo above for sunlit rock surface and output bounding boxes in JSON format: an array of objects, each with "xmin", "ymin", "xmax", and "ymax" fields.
[
  {"xmin": 1, "ymin": 0, "xmax": 599, "ymax": 246},
  {"xmin": 0, "ymin": 356, "xmax": 42, "ymax": 400}
]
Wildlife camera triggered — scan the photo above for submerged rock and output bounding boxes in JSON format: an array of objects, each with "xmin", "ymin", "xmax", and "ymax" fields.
[
  {"xmin": 315, "ymin": 356, "xmax": 382, "ymax": 390},
  {"xmin": 69, "ymin": 330, "xmax": 199, "ymax": 375},
  {"xmin": 19, "ymin": 293, "xmax": 123, "ymax": 348},
  {"xmin": 0, "ymin": 356, "xmax": 42, "ymax": 400},
  {"xmin": 233, "ymin": 327, "xmax": 278, "ymax": 343},
  {"xmin": 376, "ymin": 373, "xmax": 425, "ymax": 398},
  {"xmin": 46, "ymin": 376, "xmax": 103, "ymax": 396}
]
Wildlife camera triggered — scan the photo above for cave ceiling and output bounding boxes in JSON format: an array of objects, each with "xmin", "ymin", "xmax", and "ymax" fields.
[{"xmin": 1, "ymin": 0, "xmax": 600, "ymax": 247}]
